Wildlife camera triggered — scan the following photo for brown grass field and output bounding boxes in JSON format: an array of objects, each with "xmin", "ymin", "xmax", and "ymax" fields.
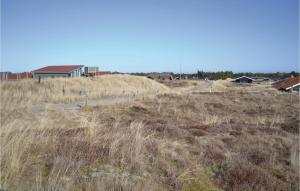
[{"xmin": 0, "ymin": 75, "xmax": 299, "ymax": 191}]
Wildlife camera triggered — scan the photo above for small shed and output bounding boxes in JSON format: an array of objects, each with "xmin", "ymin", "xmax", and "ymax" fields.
[
  {"xmin": 84, "ymin": 66, "xmax": 99, "ymax": 74},
  {"xmin": 232, "ymin": 76, "xmax": 254, "ymax": 83}
]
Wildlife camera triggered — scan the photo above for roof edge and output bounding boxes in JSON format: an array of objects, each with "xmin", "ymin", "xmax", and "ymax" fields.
[
  {"xmin": 232, "ymin": 76, "xmax": 255, "ymax": 81},
  {"xmin": 32, "ymin": 65, "xmax": 84, "ymax": 73},
  {"xmin": 285, "ymin": 82, "xmax": 300, "ymax": 90}
]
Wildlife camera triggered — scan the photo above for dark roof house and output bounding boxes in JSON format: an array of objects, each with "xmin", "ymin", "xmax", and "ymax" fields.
[
  {"xmin": 33, "ymin": 65, "xmax": 84, "ymax": 78},
  {"xmin": 232, "ymin": 76, "xmax": 254, "ymax": 83}
]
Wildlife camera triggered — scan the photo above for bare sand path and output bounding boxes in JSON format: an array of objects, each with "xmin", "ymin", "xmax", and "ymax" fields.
[
  {"xmin": 31, "ymin": 97, "xmax": 134, "ymax": 112},
  {"xmin": 191, "ymin": 80, "xmax": 213, "ymax": 93}
]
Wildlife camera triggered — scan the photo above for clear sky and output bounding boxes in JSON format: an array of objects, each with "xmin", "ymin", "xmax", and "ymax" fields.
[{"xmin": 1, "ymin": 0, "xmax": 299, "ymax": 73}]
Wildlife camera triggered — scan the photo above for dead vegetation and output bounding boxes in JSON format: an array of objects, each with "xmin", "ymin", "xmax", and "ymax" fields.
[
  {"xmin": 158, "ymin": 80, "xmax": 206, "ymax": 93},
  {"xmin": 0, "ymin": 77, "xmax": 299, "ymax": 191},
  {"xmin": 212, "ymin": 79, "xmax": 277, "ymax": 93},
  {"xmin": 0, "ymin": 74, "xmax": 171, "ymax": 111}
]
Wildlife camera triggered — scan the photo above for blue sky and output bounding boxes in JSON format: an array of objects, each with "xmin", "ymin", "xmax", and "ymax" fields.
[{"xmin": 1, "ymin": 0, "xmax": 299, "ymax": 73}]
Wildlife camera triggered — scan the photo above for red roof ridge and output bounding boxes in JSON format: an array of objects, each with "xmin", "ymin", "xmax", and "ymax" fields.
[{"xmin": 33, "ymin": 65, "xmax": 84, "ymax": 73}]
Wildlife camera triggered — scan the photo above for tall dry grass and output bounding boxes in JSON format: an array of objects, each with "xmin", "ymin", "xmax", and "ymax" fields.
[
  {"xmin": 0, "ymin": 78, "xmax": 299, "ymax": 191},
  {"xmin": 158, "ymin": 80, "xmax": 206, "ymax": 93},
  {"xmin": 0, "ymin": 109, "xmax": 187, "ymax": 191},
  {"xmin": 211, "ymin": 79, "xmax": 277, "ymax": 93},
  {"xmin": 0, "ymin": 74, "xmax": 171, "ymax": 111}
]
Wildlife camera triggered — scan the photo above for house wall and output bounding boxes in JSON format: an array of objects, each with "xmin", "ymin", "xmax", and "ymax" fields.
[
  {"xmin": 8, "ymin": 73, "xmax": 33, "ymax": 80},
  {"xmin": 34, "ymin": 68, "xmax": 82, "ymax": 78},
  {"xmin": 0, "ymin": 72, "xmax": 9, "ymax": 80},
  {"xmin": 34, "ymin": 73, "xmax": 70, "ymax": 78},
  {"xmin": 70, "ymin": 69, "xmax": 81, "ymax": 77}
]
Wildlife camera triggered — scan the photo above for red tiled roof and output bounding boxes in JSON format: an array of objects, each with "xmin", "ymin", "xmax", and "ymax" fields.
[
  {"xmin": 33, "ymin": 65, "xmax": 84, "ymax": 73},
  {"xmin": 273, "ymin": 76, "xmax": 300, "ymax": 90}
]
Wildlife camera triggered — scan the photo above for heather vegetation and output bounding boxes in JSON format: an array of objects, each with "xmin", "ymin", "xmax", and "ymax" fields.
[{"xmin": 0, "ymin": 75, "xmax": 299, "ymax": 191}]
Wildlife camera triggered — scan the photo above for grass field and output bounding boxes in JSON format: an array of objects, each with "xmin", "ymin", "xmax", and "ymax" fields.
[
  {"xmin": 0, "ymin": 75, "xmax": 171, "ymax": 111},
  {"xmin": 0, "ymin": 75, "xmax": 299, "ymax": 191}
]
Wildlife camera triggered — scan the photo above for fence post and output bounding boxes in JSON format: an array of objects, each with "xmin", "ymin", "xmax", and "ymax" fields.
[
  {"xmin": 290, "ymin": 89, "xmax": 292, "ymax": 107},
  {"xmin": 85, "ymin": 93, "xmax": 88, "ymax": 107}
]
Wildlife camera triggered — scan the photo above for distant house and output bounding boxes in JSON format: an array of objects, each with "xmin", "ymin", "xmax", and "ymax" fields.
[
  {"xmin": 7, "ymin": 72, "xmax": 33, "ymax": 80},
  {"xmin": 0, "ymin": 72, "xmax": 33, "ymax": 80},
  {"xmin": 273, "ymin": 76, "xmax": 300, "ymax": 92},
  {"xmin": 92, "ymin": 71, "xmax": 111, "ymax": 76},
  {"xmin": 0, "ymin": 72, "xmax": 10, "ymax": 80},
  {"xmin": 271, "ymin": 78, "xmax": 287, "ymax": 82},
  {"xmin": 232, "ymin": 76, "xmax": 254, "ymax": 83},
  {"xmin": 32, "ymin": 65, "xmax": 83, "ymax": 78},
  {"xmin": 147, "ymin": 73, "xmax": 173, "ymax": 80},
  {"xmin": 252, "ymin": 77, "xmax": 270, "ymax": 82}
]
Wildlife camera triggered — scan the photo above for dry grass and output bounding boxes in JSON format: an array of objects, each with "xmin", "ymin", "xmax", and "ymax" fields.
[
  {"xmin": 158, "ymin": 80, "xmax": 206, "ymax": 93},
  {"xmin": 0, "ymin": 78, "xmax": 299, "ymax": 191},
  {"xmin": 212, "ymin": 79, "xmax": 277, "ymax": 93},
  {"xmin": 0, "ymin": 74, "xmax": 171, "ymax": 111}
]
